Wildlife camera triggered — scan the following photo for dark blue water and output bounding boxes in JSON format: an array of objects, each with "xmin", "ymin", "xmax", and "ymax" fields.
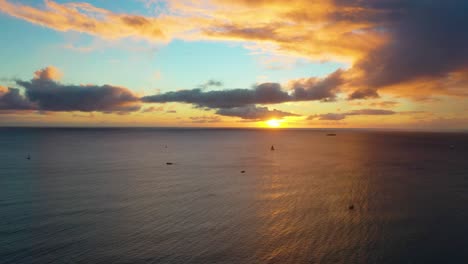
[{"xmin": 1, "ymin": 128, "xmax": 467, "ymax": 263}]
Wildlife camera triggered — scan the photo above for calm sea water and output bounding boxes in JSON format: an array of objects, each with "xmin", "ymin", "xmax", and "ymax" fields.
[{"xmin": 0, "ymin": 128, "xmax": 467, "ymax": 264}]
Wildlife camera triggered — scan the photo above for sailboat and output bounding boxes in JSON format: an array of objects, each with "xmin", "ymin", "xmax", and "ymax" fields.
[
  {"xmin": 271, "ymin": 145, "xmax": 275, "ymax": 151},
  {"xmin": 26, "ymin": 154, "xmax": 31, "ymax": 160}
]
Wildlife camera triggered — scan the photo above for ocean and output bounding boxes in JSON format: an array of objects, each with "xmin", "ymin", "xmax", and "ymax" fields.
[{"xmin": 0, "ymin": 128, "xmax": 467, "ymax": 263}]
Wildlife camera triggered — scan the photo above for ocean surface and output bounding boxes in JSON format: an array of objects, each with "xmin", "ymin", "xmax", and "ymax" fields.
[{"xmin": 0, "ymin": 128, "xmax": 467, "ymax": 264}]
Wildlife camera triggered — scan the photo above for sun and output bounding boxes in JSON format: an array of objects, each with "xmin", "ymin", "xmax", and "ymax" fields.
[{"xmin": 266, "ymin": 119, "xmax": 282, "ymax": 128}]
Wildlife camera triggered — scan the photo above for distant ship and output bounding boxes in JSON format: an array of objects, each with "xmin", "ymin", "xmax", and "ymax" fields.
[
  {"xmin": 26, "ymin": 154, "xmax": 31, "ymax": 160},
  {"xmin": 327, "ymin": 133, "xmax": 337, "ymax": 136},
  {"xmin": 271, "ymin": 145, "xmax": 275, "ymax": 151}
]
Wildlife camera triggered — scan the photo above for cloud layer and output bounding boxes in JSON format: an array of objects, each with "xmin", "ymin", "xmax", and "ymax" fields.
[
  {"xmin": 345, "ymin": 1, "xmax": 468, "ymax": 98},
  {"xmin": 2, "ymin": 0, "xmax": 465, "ymax": 100},
  {"xmin": 142, "ymin": 69, "xmax": 344, "ymax": 108},
  {"xmin": 216, "ymin": 105, "xmax": 298, "ymax": 120},
  {"xmin": 0, "ymin": 86, "xmax": 36, "ymax": 110},
  {"xmin": 309, "ymin": 109, "xmax": 396, "ymax": 121},
  {"xmin": 3, "ymin": 67, "xmax": 301, "ymax": 120},
  {"xmin": 3, "ymin": 67, "xmax": 141, "ymax": 114}
]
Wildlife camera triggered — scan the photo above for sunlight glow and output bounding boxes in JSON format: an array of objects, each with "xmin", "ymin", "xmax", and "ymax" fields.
[{"xmin": 266, "ymin": 119, "xmax": 282, "ymax": 128}]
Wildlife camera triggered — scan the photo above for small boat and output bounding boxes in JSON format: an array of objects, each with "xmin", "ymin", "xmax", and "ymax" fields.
[
  {"xmin": 327, "ymin": 133, "xmax": 337, "ymax": 136},
  {"xmin": 271, "ymin": 145, "xmax": 275, "ymax": 151},
  {"xmin": 240, "ymin": 170, "xmax": 246, "ymax": 173},
  {"xmin": 348, "ymin": 205, "xmax": 354, "ymax": 210},
  {"xmin": 26, "ymin": 154, "xmax": 31, "ymax": 160},
  {"xmin": 166, "ymin": 162, "xmax": 173, "ymax": 165}
]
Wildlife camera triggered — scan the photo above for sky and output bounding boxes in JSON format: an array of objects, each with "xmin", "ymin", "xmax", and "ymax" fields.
[{"xmin": 0, "ymin": 0, "xmax": 467, "ymax": 129}]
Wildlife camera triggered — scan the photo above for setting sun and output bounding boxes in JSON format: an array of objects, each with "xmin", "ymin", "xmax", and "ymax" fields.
[{"xmin": 266, "ymin": 119, "xmax": 282, "ymax": 128}]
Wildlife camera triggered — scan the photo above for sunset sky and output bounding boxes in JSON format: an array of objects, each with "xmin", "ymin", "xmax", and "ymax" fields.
[{"xmin": 1, "ymin": 0, "xmax": 467, "ymax": 129}]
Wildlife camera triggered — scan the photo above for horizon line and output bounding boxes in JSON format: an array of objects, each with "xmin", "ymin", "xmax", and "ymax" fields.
[{"xmin": 1, "ymin": 126, "xmax": 467, "ymax": 133}]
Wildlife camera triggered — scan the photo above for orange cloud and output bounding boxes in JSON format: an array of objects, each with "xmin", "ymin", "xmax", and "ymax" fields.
[
  {"xmin": 0, "ymin": 0, "xmax": 386, "ymax": 62},
  {"xmin": 34, "ymin": 66, "xmax": 62, "ymax": 81},
  {"xmin": 0, "ymin": 0, "xmax": 168, "ymax": 41}
]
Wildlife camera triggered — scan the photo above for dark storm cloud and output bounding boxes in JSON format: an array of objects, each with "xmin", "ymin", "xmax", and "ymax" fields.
[
  {"xmin": 339, "ymin": 0, "xmax": 468, "ymax": 95},
  {"xmin": 12, "ymin": 67, "xmax": 141, "ymax": 113},
  {"xmin": 0, "ymin": 87, "xmax": 36, "ymax": 111},
  {"xmin": 143, "ymin": 69, "xmax": 344, "ymax": 108},
  {"xmin": 216, "ymin": 105, "xmax": 298, "ymax": 120},
  {"xmin": 308, "ymin": 108, "xmax": 396, "ymax": 121}
]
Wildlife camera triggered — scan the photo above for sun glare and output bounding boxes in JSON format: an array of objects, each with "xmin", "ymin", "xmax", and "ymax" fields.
[{"xmin": 266, "ymin": 119, "xmax": 281, "ymax": 128}]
